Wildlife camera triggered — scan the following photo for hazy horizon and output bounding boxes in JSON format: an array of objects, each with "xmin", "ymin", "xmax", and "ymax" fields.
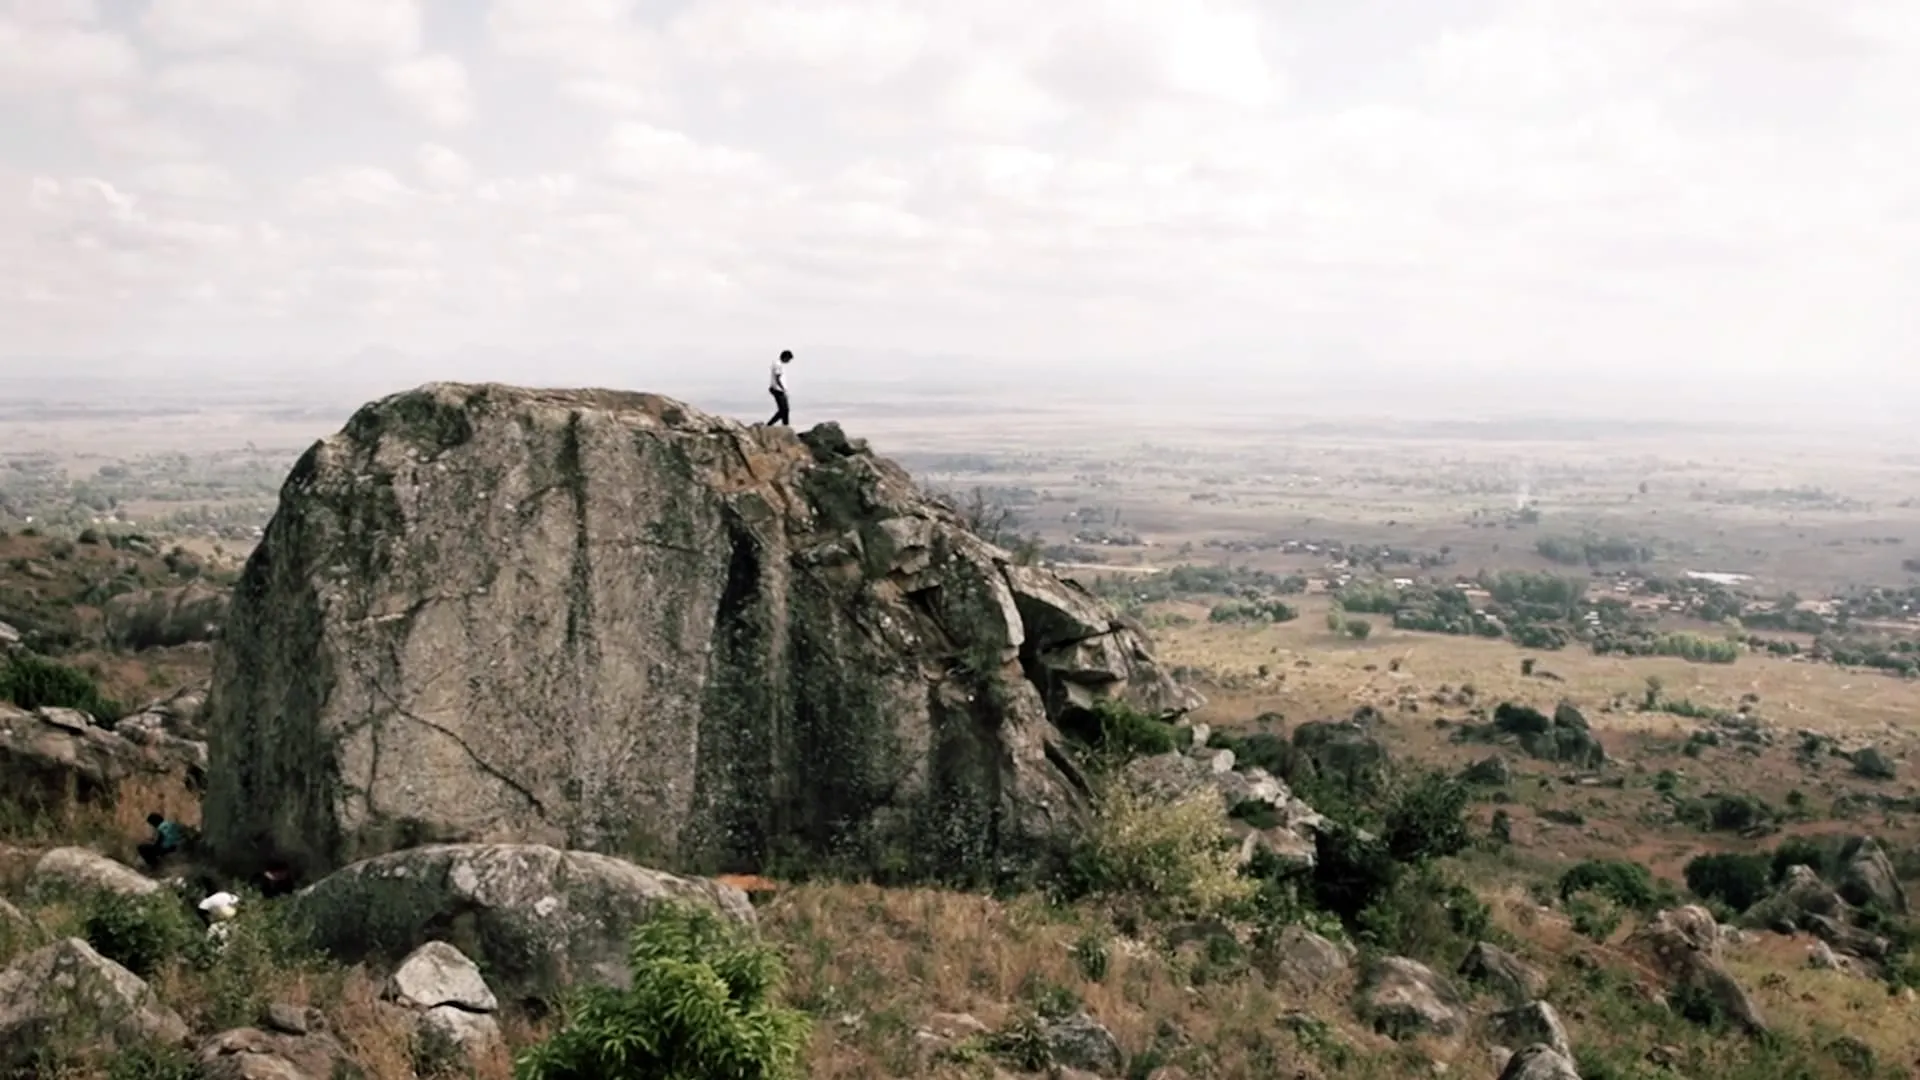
[{"xmin": 3, "ymin": 1, "xmax": 1916, "ymax": 432}]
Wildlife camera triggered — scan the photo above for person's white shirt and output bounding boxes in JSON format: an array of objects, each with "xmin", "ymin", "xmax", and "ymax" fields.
[{"xmin": 769, "ymin": 359, "xmax": 787, "ymax": 393}]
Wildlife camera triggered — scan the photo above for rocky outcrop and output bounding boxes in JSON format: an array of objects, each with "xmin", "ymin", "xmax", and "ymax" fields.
[
  {"xmin": 0, "ymin": 938, "xmax": 190, "ymax": 1069},
  {"xmin": 1357, "ymin": 956, "xmax": 1468, "ymax": 1039},
  {"xmin": 1489, "ymin": 1001, "xmax": 1571, "ymax": 1058},
  {"xmin": 104, "ymin": 582, "xmax": 229, "ymax": 650},
  {"xmin": 0, "ymin": 703, "xmax": 206, "ymax": 817},
  {"xmin": 1459, "ymin": 942, "xmax": 1548, "ymax": 1006},
  {"xmin": 1043, "ymin": 1012, "xmax": 1124, "ymax": 1075},
  {"xmin": 1839, "ymin": 838, "xmax": 1906, "ymax": 914},
  {"xmin": 1266, "ymin": 926, "xmax": 1350, "ymax": 990},
  {"xmin": 1499, "ymin": 1045, "xmax": 1582, "ymax": 1080},
  {"xmin": 1122, "ymin": 749, "xmax": 1327, "ymax": 868},
  {"xmin": 197, "ymin": 1021, "xmax": 359, "ymax": 1080},
  {"xmin": 389, "ymin": 942, "xmax": 503, "ymax": 1058},
  {"xmin": 204, "ymin": 384, "xmax": 1193, "ymax": 882},
  {"xmin": 1629, "ymin": 907, "xmax": 1766, "ymax": 1034},
  {"xmin": 287, "ymin": 843, "xmax": 752, "ymax": 1003}
]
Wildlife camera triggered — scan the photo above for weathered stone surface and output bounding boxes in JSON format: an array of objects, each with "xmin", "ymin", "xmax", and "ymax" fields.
[
  {"xmin": 129, "ymin": 684, "xmax": 211, "ymax": 742},
  {"xmin": 389, "ymin": 940, "xmax": 497, "ymax": 1011},
  {"xmin": 288, "ymin": 843, "xmax": 752, "ymax": 1002},
  {"xmin": 421, "ymin": 1004, "xmax": 503, "ymax": 1053},
  {"xmin": 1267, "ymin": 926, "xmax": 1349, "ymax": 989},
  {"xmin": 1498, "ymin": 1044, "xmax": 1582, "ymax": 1080},
  {"xmin": 33, "ymin": 847, "xmax": 162, "ymax": 898},
  {"xmin": 1629, "ymin": 907, "xmax": 1765, "ymax": 1034},
  {"xmin": 0, "ymin": 938, "xmax": 189, "ymax": 1068},
  {"xmin": 1358, "ymin": 956, "xmax": 1468, "ymax": 1040},
  {"xmin": 0, "ymin": 897, "xmax": 33, "ymax": 950},
  {"xmin": 1489, "ymin": 1001, "xmax": 1571, "ymax": 1058},
  {"xmin": 104, "ymin": 582, "xmax": 230, "ymax": 650},
  {"xmin": 0, "ymin": 703, "xmax": 205, "ymax": 817},
  {"xmin": 204, "ymin": 384, "xmax": 1195, "ymax": 882},
  {"xmin": 197, "ymin": 1026, "xmax": 358, "ymax": 1080},
  {"xmin": 1044, "ymin": 1012, "xmax": 1124, "ymax": 1075},
  {"xmin": 1459, "ymin": 942, "xmax": 1548, "ymax": 1006},
  {"xmin": 1839, "ymin": 838, "xmax": 1906, "ymax": 914}
]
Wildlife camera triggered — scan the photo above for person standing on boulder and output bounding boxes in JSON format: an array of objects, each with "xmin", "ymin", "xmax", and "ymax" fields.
[{"xmin": 768, "ymin": 349, "xmax": 793, "ymax": 426}]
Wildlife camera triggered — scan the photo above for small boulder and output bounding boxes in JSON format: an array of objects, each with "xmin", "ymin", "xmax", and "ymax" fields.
[
  {"xmin": 197, "ymin": 1025, "xmax": 359, "ymax": 1080},
  {"xmin": 1358, "ymin": 956, "xmax": 1468, "ymax": 1040},
  {"xmin": 389, "ymin": 941, "xmax": 497, "ymax": 1012},
  {"xmin": 1461, "ymin": 756, "xmax": 1512, "ymax": 787},
  {"xmin": 1267, "ymin": 926, "xmax": 1349, "ymax": 989},
  {"xmin": 1459, "ymin": 942, "xmax": 1547, "ymax": 1006},
  {"xmin": 1804, "ymin": 914, "xmax": 1888, "ymax": 960},
  {"xmin": 1838, "ymin": 838, "xmax": 1906, "ymax": 914},
  {"xmin": 420, "ymin": 1004, "xmax": 504, "ymax": 1054},
  {"xmin": 1044, "ymin": 1012, "xmax": 1124, "ymax": 1075},
  {"xmin": 289, "ymin": 843, "xmax": 753, "ymax": 1003},
  {"xmin": 0, "ymin": 938, "xmax": 189, "ymax": 1069},
  {"xmin": 1489, "ymin": 1001, "xmax": 1571, "ymax": 1058},
  {"xmin": 0, "ymin": 897, "xmax": 33, "ymax": 948},
  {"xmin": 33, "ymin": 847, "xmax": 162, "ymax": 898},
  {"xmin": 1499, "ymin": 1044, "xmax": 1581, "ymax": 1080}
]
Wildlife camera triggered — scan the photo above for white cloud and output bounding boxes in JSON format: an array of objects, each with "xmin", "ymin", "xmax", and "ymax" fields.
[
  {"xmin": 414, "ymin": 143, "xmax": 473, "ymax": 189},
  {"xmin": 142, "ymin": 0, "xmax": 421, "ymax": 60},
  {"xmin": 384, "ymin": 53, "xmax": 471, "ymax": 128},
  {"xmin": 3, "ymin": 0, "xmax": 1917, "ymax": 415},
  {"xmin": 0, "ymin": 3, "xmax": 138, "ymax": 94},
  {"xmin": 156, "ymin": 59, "xmax": 300, "ymax": 118},
  {"xmin": 668, "ymin": 1, "xmax": 931, "ymax": 84}
]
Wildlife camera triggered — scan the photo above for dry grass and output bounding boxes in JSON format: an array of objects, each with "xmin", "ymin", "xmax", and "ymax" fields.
[{"xmin": 761, "ymin": 882, "xmax": 1425, "ymax": 1080}]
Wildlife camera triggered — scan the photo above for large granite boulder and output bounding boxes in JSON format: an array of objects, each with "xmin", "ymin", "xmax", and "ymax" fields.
[
  {"xmin": 204, "ymin": 385, "xmax": 1194, "ymax": 882},
  {"xmin": 286, "ymin": 843, "xmax": 753, "ymax": 1003},
  {"xmin": 0, "ymin": 938, "xmax": 189, "ymax": 1069}
]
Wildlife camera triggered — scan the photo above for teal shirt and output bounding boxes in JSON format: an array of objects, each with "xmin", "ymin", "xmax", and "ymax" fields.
[{"xmin": 155, "ymin": 821, "xmax": 186, "ymax": 852}]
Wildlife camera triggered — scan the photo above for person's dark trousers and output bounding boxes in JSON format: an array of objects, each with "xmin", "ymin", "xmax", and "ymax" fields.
[
  {"xmin": 137, "ymin": 842, "xmax": 167, "ymax": 870},
  {"xmin": 768, "ymin": 389, "xmax": 790, "ymax": 425}
]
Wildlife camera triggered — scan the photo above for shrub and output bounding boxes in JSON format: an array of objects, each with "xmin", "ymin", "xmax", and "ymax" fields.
[
  {"xmin": 83, "ymin": 892, "xmax": 198, "ymax": 978},
  {"xmin": 1069, "ymin": 784, "xmax": 1256, "ymax": 919},
  {"xmin": 0, "ymin": 652, "xmax": 120, "ymax": 718},
  {"xmin": 1343, "ymin": 618, "xmax": 1372, "ymax": 640},
  {"xmin": 1381, "ymin": 771, "xmax": 1472, "ymax": 864},
  {"xmin": 1559, "ymin": 859, "xmax": 1668, "ymax": 913},
  {"xmin": 1355, "ymin": 864, "xmax": 1490, "ymax": 966},
  {"xmin": 1308, "ymin": 825, "xmax": 1400, "ymax": 921},
  {"xmin": 514, "ymin": 902, "xmax": 811, "ymax": 1080},
  {"xmin": 1209, "ymin": 731, "xmax": 1299, "ymax": 780},
  {"xmin": 1684, "ymin": 852, "xmax": 1772, "ymax": 913},
  {"xmin": 1060, "ymin": 701, "xmax": 1182, "ymax": 763}
]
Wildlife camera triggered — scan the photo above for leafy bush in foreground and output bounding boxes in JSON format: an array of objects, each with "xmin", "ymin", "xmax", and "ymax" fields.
[{"xmin": 515, "ymin": 902, "xmax": 811, "ymax": 1080}]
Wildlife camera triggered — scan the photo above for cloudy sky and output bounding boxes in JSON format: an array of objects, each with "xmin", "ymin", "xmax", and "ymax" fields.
[{"xmin": 1, "ymin": 0, "xmax": 1916, "ymax": 419}]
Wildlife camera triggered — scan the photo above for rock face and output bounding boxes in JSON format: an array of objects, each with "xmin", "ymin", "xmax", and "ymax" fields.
[
  {"xmin": 1839, "ymin": 838, "xmax": 1906, "ymax": 914},
  {"xmin": 1499, "ymin": 1045, "xmax": 1582, "ymax": 1080},
  {"xmin": 197, "ymin": 1024, "xmax": 359, "ymax": 1080},
  {"xmin": 0, "ymin": 938, "xmax": 190, "ymax": 1068},
  {"xmin": 204, "ymin": 384, "xmax": 1193, "ymax": 881},
  {"xmin": 1629, "ymin": 906, "xmax": 1766, "ymax": 1034},
  {"xmin": 0, "ymin": 703, "xmax": 205, "ymax": 816},
  {"xmin": 287, "ymin": 843, "xmax": 753, "ymax": 1003}
]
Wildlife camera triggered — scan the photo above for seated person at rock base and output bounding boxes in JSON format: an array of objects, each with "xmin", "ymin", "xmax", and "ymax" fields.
[{"xmin": 137, "ymin": 812, "xmax": 189, "ymax": 869}]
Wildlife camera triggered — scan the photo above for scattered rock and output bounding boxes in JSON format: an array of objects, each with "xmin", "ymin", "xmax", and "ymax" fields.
[
  {"xmin": 1629, "ymin": 907, "xmax": 1765, "ymax": 1035},
  {"xmin": 197, "ymin": 1025, "xmax": 359, "ymax": 1080},
  {"xmin": 1461, "ymin": 755, "xmax": 1513, "ymax": 787},
  {"xmin": 913, "ymin": 1010, "xmax": 989, "ymax": 1057},
  {"xmin": 103, "ymin": 582, "xmax": 230, "ymax": 650},
  {"xmin": 204, "ymin": 384, "xmax": 1196, "ymax": 883},
  {"xmin": 1358, "ymin": 956, "xmax": 1468, "ymax": 1039},
  {"xmin": 0, "ymin": 938, "xmax": 189, "ymax": 1069},
  {"xmin": 1044, "ymin": 1011, "xmax": 1124, "ymax": 1075},
  {"xmin": 1267, "ymin": 925, "xmax": 1350, "ymax": 989},
  {"xmin": 1459, "ymin": 942, "xmax": 1548, "ymax": 1006},
  {"xmin": 0, "ymin": 898, "xmax": 33, "ymax": 946},
  {"xmin": 388, "ymin": 940, "xmax": 498, "ymax": 1012},
  {"xmin": 1839, "ymin": 838, "xmax": 1906, "ymax": 914},
  {"xmin": 1489, "ymin": 1001, "xmax": 1571, "ymax": 1058},
  {"xmin": 1804, "ymin": 914, "xmax": 1889, "ymax": 960},
  {"xmin": 420, "ymin": 1004, "xmax": 504, "ymax": 1054},
  {"xmin": 263, "ymin": 1002, "xmax": 323, "ymax": 1037},
  {"xmin": 290, "ymin": 843, "xmax": 753, "ymax": 1003},
  {"xmin": 0, "ymin": 620, "xmax": 19, "ymax": 649},
  {"xmin": 32, "ymin": 847, "xmax": 162, "ymax": 898},
  {"xmin": 1848, "ymin": 746, "xmax": 1895, "ymax": 780},
  {"xmin": 1499, "ymin": 1044, "xmax": 1582, "ymax": 1080},
  {"xmin": 1807, "ymin": 940, "xmax": 1846, "ymax": 971}
]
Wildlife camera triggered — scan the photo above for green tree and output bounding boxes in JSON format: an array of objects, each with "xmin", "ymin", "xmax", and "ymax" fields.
[{"xmin": 515, "ymin": 903, "xmax": 811, "ymax": 1080}]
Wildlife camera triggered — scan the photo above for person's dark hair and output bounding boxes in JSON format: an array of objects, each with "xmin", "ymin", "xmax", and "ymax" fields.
[
  {"xmin": 779, "ymin": 350, "xmax": 793, "ymax": 361},
  {"xmin": 146, "ymin": 812, "xmax": 164, "ymax": 827}
]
